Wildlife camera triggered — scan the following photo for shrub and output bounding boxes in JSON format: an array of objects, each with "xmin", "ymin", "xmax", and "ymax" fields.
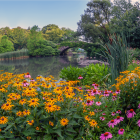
[
  {"xmin": 27, "ymin": 39, "xmax": 58, "ymax": 56},
  {"xmin": 59, "ymin": 63, "xmax": 111, "ymax": 89}
]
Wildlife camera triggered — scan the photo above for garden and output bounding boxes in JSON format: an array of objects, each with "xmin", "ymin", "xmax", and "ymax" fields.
[{"xmin": 0, "ymin": 31, "xmax": 140, "ymax": 140}]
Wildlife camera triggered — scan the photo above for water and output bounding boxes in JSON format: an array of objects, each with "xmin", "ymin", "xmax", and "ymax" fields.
[{"xmin": 0, "ymin": 53, "xmax": 88, "ymax": 80}]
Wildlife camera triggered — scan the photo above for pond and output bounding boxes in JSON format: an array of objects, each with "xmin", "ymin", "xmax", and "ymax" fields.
[{"xmin": 0, "ymin": 53, "xmax": 89, "ymax": 80}]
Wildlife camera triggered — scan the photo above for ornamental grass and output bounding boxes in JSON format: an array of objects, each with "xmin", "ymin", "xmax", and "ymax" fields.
[{"xmin": 0, "ymin": 70, "xmax": 140, "ymax": 140}]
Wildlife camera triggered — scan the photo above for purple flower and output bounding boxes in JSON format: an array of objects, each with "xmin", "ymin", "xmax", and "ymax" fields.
[
  {"xmin": 25, "ymin": 74, "xmax": 31, "ymax": 78},
  {"xmin": 100, "ymin": 117, "xmax": 105, "ymax": 121},
  {"xmin": 118, "ymin": 129, "xmax": 125, "ymax": 135},
  {"xmin": 114, "ymin": 116, "xmax": 124, "ymax": 124},
  {"xmin": 136, "ymin": 120, "xmax": 140, "ymax": 127},
  {"xmin": 107, "ymin": 120, "xmax": 117, "ymax": 128},
  {"xmin": 116, "ymin": 110, "xmax": 121, "ymax": 114},
  {"xmin": 138, "ymin": 103, "xmax": 140, "ymax": 109},
  {"xmin": 86, "ymin": 100, "xmax": 94, "ymax": 106},
  {"xmin": 126, "ymin": 109, "xmax": 136, "ymax": 118},
  {"xmin": 111, "ymin": 112, "xmax": 116, "ymax": 116},
  {"xmin": 96, "ymin": 101, "xmax": 102, "ymax": 106},
  {"xmin": 78, "ymin": 75, "xmax": 83, "ymax": 79},
  {"xmin": 100, "ymin": 132, "xmax": 113, "ymax": 140},
  {"xmin": 115, "ymin": 89, "xmax": 121, "ymax": 94},
  {"xmin": 103, "ymin": 91, "xmax": 110, "ymax": 97},
  {"xmin": 90, "ymin": 89, "xmax": 98, "ymax": 96}
]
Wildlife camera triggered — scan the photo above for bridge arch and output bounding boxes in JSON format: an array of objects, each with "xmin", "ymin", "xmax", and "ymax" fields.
[{"xmin": 58, "ymin": 46, "xmax": 72, "ymax": 55}]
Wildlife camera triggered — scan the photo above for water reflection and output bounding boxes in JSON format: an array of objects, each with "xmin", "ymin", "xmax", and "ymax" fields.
[{"xmin": 0, "ymin": 54, "xmax": 87, "ymax": 80}]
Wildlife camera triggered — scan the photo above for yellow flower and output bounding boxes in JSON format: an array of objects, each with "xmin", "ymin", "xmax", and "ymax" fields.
[
  {"xmin": 84, "ymin": 115, "xmax": 90, "ymax": 121},
  {"xmin": 16, "ymin": 111, "xmax": 23, "ymax": 117},
  {"xmin": 65, "ymin": 92, "xmax": 75, "ymax": 99},
  {"xmin": 49, "ymin": 121, "xmax": 54, "ymax": 126},
  {"xmin": 36, "ymin": 127, "xmax": 39, "ymax": 130},
  {"xmin": 27, "ymin": 136, "xmax": 31, "ymax": 140},
  {"xmin": 89, "ymin": 119, "xmax": 98, "ymax": 127},
  {"xmin": 60, "ymin": 118, "xmax": 69, "ymax": 126},
  {"xmin": 0, "ymin": 116, "xmax": 8, "ymax": 124},
  {"xmin": 27, "ymin": 120, "xmax": 34, "ymax": 125},
  {"xmin": 23, "ymin": 109, "xmax": 31, "ymax": 116},
  {"xmin": 1, "ymin": 102, "xmax": 14, "ymax": 111},
  {"xmin": 44, "ymin": 102, "xmax": 55, "ymax": 113},
  {"xmin": 19, "ymin": 99, "xmax": 27, "ymax": 105},
  {"xmin": 89, "ymin": 111, "xmax": 95, "ymax": 116},
  {"xmin": 0, "ymin": 128, "xmax": 2, "ymax": 132},
  {"xmin": 28, "ymin": 98, "xmax": 39, "ymax": 107}
]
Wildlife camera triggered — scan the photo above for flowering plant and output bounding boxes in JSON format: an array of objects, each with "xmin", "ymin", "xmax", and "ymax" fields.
[{"xmin": 0, "ymin": 70, "xmax": 140, "ymax": 140}]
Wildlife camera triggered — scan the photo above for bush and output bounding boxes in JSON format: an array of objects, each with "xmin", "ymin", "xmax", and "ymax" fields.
[
  {"xmin": 59, "ymin": 63, "xmax": 111, "ymax": 89},
  {"xmin": 27, "ymin": 39, "xmax": 59, "ymax": 56}
]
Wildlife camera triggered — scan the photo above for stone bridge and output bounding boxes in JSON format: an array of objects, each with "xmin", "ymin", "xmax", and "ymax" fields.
[{"xmin": 58, "ymin": 46, "xmax": 71, "ymax": 55}]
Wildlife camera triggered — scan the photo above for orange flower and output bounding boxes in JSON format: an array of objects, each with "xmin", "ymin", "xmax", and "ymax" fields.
[
  {"xmin": 60, "ymin": 118, "xmax": 69, "ymax": 126},
  {"xmin": 36, "ymin": 127, "xmax": 39, "ymax": 130},
  {"xmin": 49, "ymin": 121, "xmax": 54, "ymax": 126}
]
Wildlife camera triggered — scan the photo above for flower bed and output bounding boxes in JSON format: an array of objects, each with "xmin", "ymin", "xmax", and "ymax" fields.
[{"xmin": 0, "ymin": 70, "xmax": 140, "ymax": 140}]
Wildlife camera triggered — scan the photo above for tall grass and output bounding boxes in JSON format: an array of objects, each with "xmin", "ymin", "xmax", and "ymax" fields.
[{"xmin": 0, "ymin": 49, "xmax": 29, "ymax": 61}]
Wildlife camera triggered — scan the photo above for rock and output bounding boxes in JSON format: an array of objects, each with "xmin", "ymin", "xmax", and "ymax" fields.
[{"xmin": 78, "ymin": 60, "xmax": 110, "ymax": 67}]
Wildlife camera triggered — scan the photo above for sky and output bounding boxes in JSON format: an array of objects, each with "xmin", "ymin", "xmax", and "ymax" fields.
[{"xmin": 0, "ymin": 0, "xmax": 140, "ymax": 32}]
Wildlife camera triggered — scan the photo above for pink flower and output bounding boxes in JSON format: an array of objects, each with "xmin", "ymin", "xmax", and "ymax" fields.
[
  {"xmin": 138, "ymin": 104, "xmax": 140, "ymax": 109},
  {"xmin": 86, "ymin": 100, "xmax": 94, "ymax": 106},
  {"xmin": 25, "ymin": 75, "xmax": 31, "ymax": 78},
  {"xmin": 22, "ymin": 80, "xmax": 29, "ymax": 87},
  {"xmin": 24, "ymin": 72, "xmax": 31, "ymax": 79},
  {"xmin": 118, "ymin": 129, "xmax": 124, "ymax": 135},
  {"xmin": 103, "ymin": 91, "xmax": 110, "ymax": 97},
  {"xmin": 100, "ymin": 117, "xmax": 105, "ymax": 121},
  {"xmin": 78, "ymin": 75, "xmax": 83, "ymax": 79},
  {"xmin": 107, "ymin": 120, "xmax": 117, "ymax": 128},
  {"xmin": 94, "ymin": 84, "xmax": 99, "ymax": 89},
  {"xmin": 96, "ymin": 101, "xmax": 102, "ymax": 106},
  {"xmin": 116, "ymin": 110, "xmax": 121, "ymax": 114},
  {"xmin": 102, "ymin": 113, "xmax": 106, "ymax": 115},
  {"xmin": 126, "ymin": 109, "xmax": 136, "ymax": 118},
  {"xmin": 115, "ymin": 89, "xmax": 121, "ymax": 94},
  {"xmin": 136, "ymin": 120, "xmax": 140, "ymax": 127},
  {"xmin": 114, "ymin": 116, "xmax": 124, "ymax": 124},
  {"xmin": 100, "ymin": 132, "xmax": 113, "ymax": 140},
  {"xmin": 107, "ymin": 90, "xmax": 112, "ymax": 93},
  {"xmin": 92, "ymin": 82, "xmax": 96, "ymax": 86},
  {"xmin": 111, "ymin": 112, "xmax": 116, "ymax": 116},
  {"xmin": 90, "ymin": 89, "xmax": 98, "ymax": 96},
  {"xmin": 112, "ymin": 97, "xmax": 117, "ymax": 101}
]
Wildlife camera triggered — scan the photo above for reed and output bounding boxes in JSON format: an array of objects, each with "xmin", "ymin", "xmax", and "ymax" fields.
[{"xmin": 0, "ymin": 49, "xmax": 29, "ymax": 61}]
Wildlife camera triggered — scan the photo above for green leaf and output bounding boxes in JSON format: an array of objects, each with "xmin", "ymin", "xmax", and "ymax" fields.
[
  {"xmin": 4, "ymin": 123, "xmax": 14, "ymax": 131},
  {"xmin": 53, "ymin": 129, "xmax": 64, "ymax": 139}
]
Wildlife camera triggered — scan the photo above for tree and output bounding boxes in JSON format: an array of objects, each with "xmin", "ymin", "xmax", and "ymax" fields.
[
  {"xmin": 10, "ymin": 27, "xmax": 28, "ymax": 50},
  {"xmin": 60, "ymin": 27, "xmax": 80, "ymax": 42},
  {"xmin": 109, "ymin": 1, "xmax": 140, "ymax": 48},
  {"xmin": 42, "ymin": 24, "xmax": 65, "ymax": 43},
  {"xmin": 76, "ymin": 0, "xmax": 114, "ymax": 44},
  {"xmin": 0, "ymin": 35, "xmax": 14, "ymax": 53}
]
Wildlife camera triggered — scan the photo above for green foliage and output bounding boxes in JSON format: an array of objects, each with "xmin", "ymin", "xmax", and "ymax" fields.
[
  {"xmin": 98, "ymin": 32, "xmax": 130, "ymax": 85},
  {"xmin": 109, "ymin": 2, "xmax": 140, "ymax": 49},
  {"xmin": 59, "ymin": 65, "xmax": 85, "ymax": 81},
  {"xmin": 58, "ymin": 41, "xmax": 104, "ymax": 57},
  {"xmin": 0, "ymin": 35, "xmax": 14, "ymax": 53},
  {"xmin": 59, "ymin": 63, "xmax": 111, "ymax": 88},
  {"xmin": 76, "ymin": 0, "xmax": 113, "ymax": 44},
  {"xmin": 82, "ymin": 63, "xmax": 111, "ymax": 87},
  {"xmin": 27, "ymin": 39, "xmax": 58, "ymax": 56}
]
